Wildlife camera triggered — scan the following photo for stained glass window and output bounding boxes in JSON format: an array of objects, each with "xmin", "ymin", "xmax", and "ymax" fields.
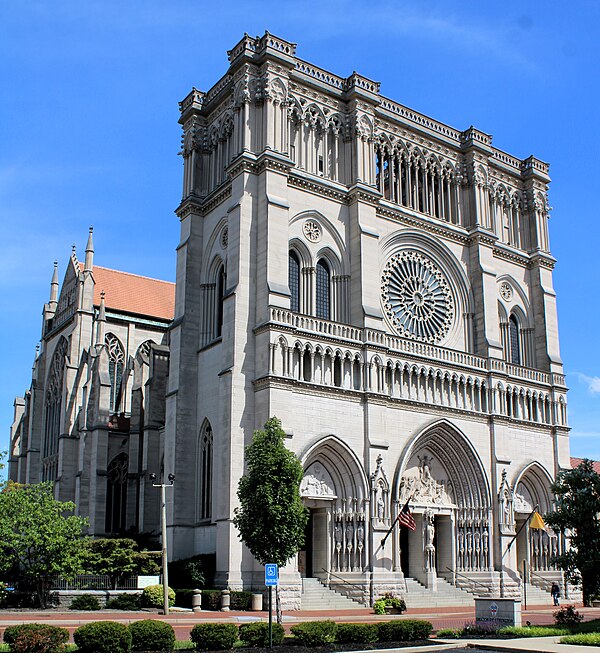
[
  {"xmin": 289, "ymin": 252, "xmax": 300, "ymax": 313},
  {"xmin": 509, "ymin": 315, "xmax": 521, "ymax": 365},
  {"xmin": 316, "ymin": 259, "xmax": 331, "ymax": 320}
]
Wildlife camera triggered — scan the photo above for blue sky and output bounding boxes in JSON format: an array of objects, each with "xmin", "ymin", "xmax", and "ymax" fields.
[{"xmin": 1, "ymin": 1, "xmax": 599, "ymax": 462}]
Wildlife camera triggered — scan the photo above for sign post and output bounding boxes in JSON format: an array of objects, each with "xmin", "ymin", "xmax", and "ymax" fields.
[{"xmin": 265, "ymin": 564, "xmax": 278, "ymax": 649}]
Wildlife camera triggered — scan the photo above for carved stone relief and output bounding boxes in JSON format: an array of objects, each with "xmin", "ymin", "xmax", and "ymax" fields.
[
  {"xmin": 399, "ymin": 454, "xmax": 454, "ymax": 506},
  {"xmin": 300, "ymin": 462, "xmax": 336, "ymax": 498}
]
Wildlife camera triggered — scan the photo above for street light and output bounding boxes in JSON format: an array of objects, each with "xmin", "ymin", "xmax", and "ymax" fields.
[{"xmin": 149, "ymin": 472, "xmax": 175, "ymax": 615}]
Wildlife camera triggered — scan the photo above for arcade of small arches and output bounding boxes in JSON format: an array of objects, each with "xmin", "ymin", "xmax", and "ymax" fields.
[
  {"xmin": 268, "ymin": 337, "xmax": 567, "ymax": 427},
  {"xmin": 375, "ymin": 143, "xmax": 462, "ymax": 226}
]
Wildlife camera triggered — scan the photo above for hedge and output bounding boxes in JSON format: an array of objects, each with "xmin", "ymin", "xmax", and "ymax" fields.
[
  {"xmin": 128, "ymin": 620, "xmax": 175, "ymax": 652},
  {"xmin": 336, "ymin": 623, "xmax": 378, "ymax": 643},
  {"xmin": 377, "ymin": 619, "xmax": 433, "ymax": 642},
  {"xmin": 73, "ymin": 621, "xmax": 132, "ymax": 653},
  {"xmin": 190, "ymin": 623, "xmax": 238, "ymax": 650},
  {"xmin": 290, "ymin": 621, "xmax": 337, "ymax": 646},
  {"xmin": 3, "ymin": 624, "xmax": 69, "ymax": 653},
  {"xmin": 239, "ymin": 622, "xmax": 285, "ymax": 647}
]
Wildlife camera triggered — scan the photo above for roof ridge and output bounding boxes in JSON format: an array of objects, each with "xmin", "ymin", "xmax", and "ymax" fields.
[{"xmin": 93, "ymin": 265, "xmax": 175, "ymax": 286}]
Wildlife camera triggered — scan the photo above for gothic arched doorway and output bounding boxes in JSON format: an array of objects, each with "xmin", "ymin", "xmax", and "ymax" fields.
[
  {"xmin": 299, "ymin": 437, "xmax": 368, "ymax": 581},
  {"xmin": 394, "ymin": 421, "xmax": 492, "ymax": 589},
  {"xmin": 513, "ymin": 463, "xmax": 557, "ymax": 582}
]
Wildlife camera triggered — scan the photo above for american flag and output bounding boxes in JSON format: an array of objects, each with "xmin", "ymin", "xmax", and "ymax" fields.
[{"xmin": 397, "ymin": 501, "xmax": 416, "ymax": 530}]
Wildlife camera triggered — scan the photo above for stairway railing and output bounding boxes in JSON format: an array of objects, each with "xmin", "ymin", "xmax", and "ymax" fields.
[
  {"xmin": 445, "ymin": 567, "xmax": 489, "ymax": 594},
  {"xmin": 319, "ymin": 568, "xmax": 367, "ymax": 597}
]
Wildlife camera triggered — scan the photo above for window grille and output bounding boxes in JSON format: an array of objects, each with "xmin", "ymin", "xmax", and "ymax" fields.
[
  {"xmin": 199, "ymin": 424, "xmax": 213, "ymax": 520},
  {"xmin": 105, "ymin": 333, "xmax": 125, "ymax": 413}
]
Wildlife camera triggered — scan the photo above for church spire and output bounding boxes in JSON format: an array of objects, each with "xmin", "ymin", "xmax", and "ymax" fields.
[
  {"xmin": 84, "ymin": 227, "xmax": 94, "ymax": 272},
  {"xmin": 49, "ymin": 261, "xmax": 59, "ymax": 310}
]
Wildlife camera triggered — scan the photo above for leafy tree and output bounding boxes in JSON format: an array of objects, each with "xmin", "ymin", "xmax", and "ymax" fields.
[
  {"xmin": 82, "ymin": 538, "xmax": 159, "ymax": 588},
  {"xmin": 234, "ymin": 417, "xmax": 308, "ymax": 622},
  {"xmin": 544, "ymin": 459, "xmax": 600, "ymax": 606},
  {"xmin": 0, "ymin": 481, "xmax": 88, "ymax": 607}
]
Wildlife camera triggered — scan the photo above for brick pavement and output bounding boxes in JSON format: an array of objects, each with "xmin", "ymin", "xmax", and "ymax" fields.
[{"xmin": 0, "ymin": 603, "xmax": 598, "ymax": 643}]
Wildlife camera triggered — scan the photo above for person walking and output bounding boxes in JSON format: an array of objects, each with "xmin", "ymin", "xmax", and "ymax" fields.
[{"xmin": 551, "ymin": 582, "xmax": 561, "ymax": 606}]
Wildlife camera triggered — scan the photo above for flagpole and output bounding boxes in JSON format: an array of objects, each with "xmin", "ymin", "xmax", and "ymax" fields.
[
  {"xmin": 380, "ymin": 495, "xmax": 414, "ymax": 548},
  {"xmin": 499, "ymin": 505, "xmax": 541, "ymax": 598},
  {"xmin": 502, "ymin": 505, "xmax": 539, "ymax": 560}
]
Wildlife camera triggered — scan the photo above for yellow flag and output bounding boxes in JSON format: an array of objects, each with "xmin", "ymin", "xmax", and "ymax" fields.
[{"xmin": 530, "ymin": 511, "xmax": 546, "ymax": 529}]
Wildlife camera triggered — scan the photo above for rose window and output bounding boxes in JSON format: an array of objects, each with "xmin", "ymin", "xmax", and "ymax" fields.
[{"xmin": 382, "ymin": 251, "xmax": 454, "ymax": 343}]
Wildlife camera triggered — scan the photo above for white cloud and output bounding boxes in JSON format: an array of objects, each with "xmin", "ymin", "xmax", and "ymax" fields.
[{"xmin": 578, "ymin": 373, "xmax": 600, "ymax": 394}]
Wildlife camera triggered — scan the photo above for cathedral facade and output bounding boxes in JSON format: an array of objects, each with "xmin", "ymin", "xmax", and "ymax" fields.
[
  {"xmin": 11, "ymin": 33, "xmax": 570, "ymax": 607},
  {"xmin": 9, "ymin": 233, "xmax": 175, "ymax": 538}
]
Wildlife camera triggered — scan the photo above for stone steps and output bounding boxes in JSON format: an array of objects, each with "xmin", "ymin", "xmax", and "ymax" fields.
[
  {"xmin": 300, "ymin": 577, "xmax": 363, "ymax": 610},
  {"xmin": 401, "ymin": 577, "xmax": 475, "ymax": 608}
]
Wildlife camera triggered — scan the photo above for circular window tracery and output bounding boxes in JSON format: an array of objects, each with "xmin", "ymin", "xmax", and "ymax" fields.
[{"xmin": 382, "ymin": 251, "xmax": 454, "ymax": 343}]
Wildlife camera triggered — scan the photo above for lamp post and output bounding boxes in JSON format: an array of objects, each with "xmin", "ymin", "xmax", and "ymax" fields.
[{"xmin": 149, "ymin": 472, "xmax": 175, "ymax": 616}]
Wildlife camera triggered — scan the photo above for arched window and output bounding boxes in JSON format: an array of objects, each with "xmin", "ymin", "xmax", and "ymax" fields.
[
  {"xmin": 42, "ymin": 338, "xmax": 68, "ymax": 478},
  {"xmin": 215, "ymin": 264, "xmax": 226, "ymax": 338},
  {"xmin": 105, "ymin": 333, "xmax": 125, "ymax": 413},
  {"xmin": 135, "ymin": 339, "xmax": 154, "ymax": 364},
  {"xmin": 509, "ymin": 315, "xmax": 521, "ymax": 365},
  {"xmin": 289, "ymin": 251, "xmax": 300, "ymax": 313},
  {"xmin": 105, "ymin": 453, "xmax": 128, "ymax": 534},
  {"xmin": 315, "ymin": 259, "xmax": 331, "ymax": 320},
  {"xmin": 198, "ymin": 423, "xmax": 213, "ymax": 520}
]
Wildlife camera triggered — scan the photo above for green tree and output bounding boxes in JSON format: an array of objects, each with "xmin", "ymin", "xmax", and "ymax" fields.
[
  {"xmin": 234, "ymin": 417, "xmax": 308, "ymax": 622},
  {"xmin": 82, "ymin": 538, "xmax": 160, "ymax": 589},
  {"xmin": 544, "ymin": 459, "xmax": 600, "ymax": 606},
  {"xmin": 0, "ymin": 481, "xmax": 88, "ymax": 607}
]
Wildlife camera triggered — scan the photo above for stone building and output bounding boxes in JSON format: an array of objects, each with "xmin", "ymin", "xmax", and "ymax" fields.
[
  {"xmin": 10, "ymin": 32, "xmax": 571, "ymax": 607},
  {"xmin": 9, "ymin": 231, "xmax": 175, "ymax": 537}
]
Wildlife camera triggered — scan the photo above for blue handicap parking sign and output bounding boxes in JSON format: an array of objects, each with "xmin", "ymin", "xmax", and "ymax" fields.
[{"xmin": 265, "ymin": 563, "xmax": 278, "ymax": 586}]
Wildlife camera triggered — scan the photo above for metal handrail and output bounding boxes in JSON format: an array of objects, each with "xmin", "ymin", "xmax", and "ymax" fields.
[
  {"xmin": 319, "ymin": 568, "xmax": 367, "ymax": 595},
  {"xmin": 528, "ymin": 569, "xmax": 555, "ymax": 587},
  {"xmin": 445, "ymin": 567, "xmax": 489, "ymax": 594}
]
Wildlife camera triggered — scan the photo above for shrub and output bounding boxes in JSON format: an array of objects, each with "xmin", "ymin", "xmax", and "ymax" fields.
[
  {"xmin": 129, "ymin": 620, "xmax": 175, "ymax": 652},
  {"xmin": 73, "ymin": 621, "xmax": 132, "ymax": 653},
  {"xmin": 239, "ymin": 622, "xmax": 285, "ymax": 647},
  {"xmin": 230, "ymin": 590, "xmax": 252, "ymax": 611},
  {"xmin": 168, "ymin": 555, "xmax": 208, "ymax": 589},
  {"xmin": 290, "ymin": 621, "xmax": 337, "ymax": 646},
  {"xmin": 4, "ymin": 624, "xmax": 69, "ymax": 653},
  {"xmin": 373, "ymin": 593, "xmax": 406, "ymax": 614},
  {"xmin": 190, "ymin": 623, "xmax": 238, "ymax": 650},
  {"xmin": 105, "ymin": 593, "xmax": 141, "ymax": 610},
  {"xmin": 201, "ymin": 589, "xmax": 222, "ymax": 611},
  {"xmin": 499, "ymin": 625, "xmax": 570, "ymax": 637},
  {"xmin": 435, "ymin": 628, "xmax": 461, "ymax": 639},
  {"xmin": 377, "ymin": 619, "xmax": 433, "ymax": 642},
  {"xmin": 460, "ymin": 620, "xmax": 500, "ymax": 637},
  {"xmin": 336, "ymin": 623, "xmax": 378, "ymax": 644},
  {"xmin": 554, "ymin": 604, "xmax": 584, "ymax": 625},
  {"xmin": 174, "ymin": 589, "xmax": 194, "ymax": 609},
  {"xmin": 69, "ymin": 594, "xmax": 101, "ymax": 611},
  {"xmin": 560, "ymin": 633, "xmax": 600, "ymax": 646},
  {"xmin": 141, "ymin": 584, "xmax": 175, "ymax": 608}
]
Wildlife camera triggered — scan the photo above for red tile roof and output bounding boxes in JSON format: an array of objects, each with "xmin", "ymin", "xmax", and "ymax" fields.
[
  {"xmin": 570, "ymin": 457, "xmax": 600, "ymax": 474},
  {"xmin": 88, "ymin": 265, "xmax": 175, "ymax": 321}
]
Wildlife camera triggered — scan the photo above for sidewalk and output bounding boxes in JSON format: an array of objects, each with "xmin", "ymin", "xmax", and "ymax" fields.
[{"xmin": 0, "ymin": 604, "xmax": 598, "ymax": 650}]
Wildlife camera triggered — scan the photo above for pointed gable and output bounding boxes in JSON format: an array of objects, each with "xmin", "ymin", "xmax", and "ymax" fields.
[{"xmin": 52, "ymin": 255, "xmax": 81, "ymax": 329}]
